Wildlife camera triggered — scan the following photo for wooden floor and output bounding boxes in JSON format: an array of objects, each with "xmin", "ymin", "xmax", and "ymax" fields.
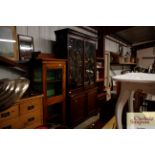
[
  {"xmin": 102, "ymin": 116, "xmax": 116, "ymax": 129},
  {"xmin": 84, "ymin": 115, "xmax": 116, "ymax": 129}
]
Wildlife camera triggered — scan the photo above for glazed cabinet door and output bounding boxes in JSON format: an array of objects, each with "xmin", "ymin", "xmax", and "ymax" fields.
[
  {"xmin": 42, "ymin": 62, "xmax": 66, "ymax": 104},
  {"xmin": 69, "ymin": 92, "xmax": 86, "ymax": 127},
  {"xmin": 68, "ymin": 35, "xmax": 84, "ymax": 90},
  {"xmin": 84, "ymin": 40, "xmax": 96, "ymax": 87}
]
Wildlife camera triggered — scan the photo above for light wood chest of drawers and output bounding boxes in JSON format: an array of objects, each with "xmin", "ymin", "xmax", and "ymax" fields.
[{"xmin": 0, "ymin": 95, "xmax": 43, "ymax": 129}]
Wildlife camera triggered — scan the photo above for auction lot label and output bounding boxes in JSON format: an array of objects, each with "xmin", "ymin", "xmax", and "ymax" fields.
[{"xmin": 127, "ymin": 112, "xmax": 155, "ymax": 129}]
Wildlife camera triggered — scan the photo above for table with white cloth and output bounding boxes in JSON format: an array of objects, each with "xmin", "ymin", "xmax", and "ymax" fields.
[{"xmin": 113, "ymin": 73, "xmax": 155, "ymax": 129}]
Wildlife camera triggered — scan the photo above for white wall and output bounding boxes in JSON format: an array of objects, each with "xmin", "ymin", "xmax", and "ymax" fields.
[
  {"xmin": 16, "ymin": 26, "xmax": 97, "ymax": 53},
  {"xmin": 137, "ymin": 47, "xmax": 154, "ymax": 69},
  {"xmin": 104, "ymin": 36, "xmax": 131, "ymax": 88},
  {"xmin": 0, "ymin": 26, "xmax": 97, "ymax": 79},
  {"xmin": 105, "ymin": 37, "xmax": 131, "ymax": 77}
]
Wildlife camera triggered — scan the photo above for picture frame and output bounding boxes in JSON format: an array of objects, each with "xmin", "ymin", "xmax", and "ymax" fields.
[
  {"xmin": 17, "ymin": 34, "xmax": 34, "ymax": 61},
  {"xmin": 0, "ymin": 26, "xmax": 18, "ymax": 61}
]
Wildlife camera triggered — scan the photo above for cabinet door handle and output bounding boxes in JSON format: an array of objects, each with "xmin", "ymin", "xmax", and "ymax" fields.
[
  {"xmin": 1, "ymin": 112, "xmax": 10, "ymax": 118},
  {"xmin": 27, "ymin": 105, "xmax": 34, "ymax": 110},
  {"xmin": 28, "ymin": 117, "xmax": 35, "ymax": 122}
]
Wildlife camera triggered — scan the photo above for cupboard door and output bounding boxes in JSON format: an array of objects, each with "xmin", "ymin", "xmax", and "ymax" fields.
[
  {"xmin": 70, "ymin": 93, "xmax": 86, "ymax": 127},
  {"xmin": 68, "ymin": 36, "xmax": 84, "ymax": 90},
  {"xmin": 84, "ymin": 40, "xmax": 96, "ymax": 87},
  {"xmin": 87, "ymin": 88, "xmax": 97, "ymax": 116}
]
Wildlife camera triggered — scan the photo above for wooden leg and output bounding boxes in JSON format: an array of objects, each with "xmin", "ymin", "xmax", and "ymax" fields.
[{"xmin": 115, "ymin": 88, "xmax": 131, "ymax": 129}]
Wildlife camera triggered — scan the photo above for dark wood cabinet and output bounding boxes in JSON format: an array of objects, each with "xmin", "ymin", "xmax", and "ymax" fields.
[
  {"xmin": 54, "ymin": 29, "xmax": 98, "ymax": 127},
  {"xmin": 87, "ymin": 88, "xmax": 97, "ymax": 116},
  {"xmin": 68, "ymin": 87, "xmax": 97, "ymax": 127},
  {"xmin": 69, "ymin": 92, "xmax": 86, "ymax": 126}
]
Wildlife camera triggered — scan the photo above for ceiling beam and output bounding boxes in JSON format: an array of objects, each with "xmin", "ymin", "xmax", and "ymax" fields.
[
  {"xmin": 110, "ymin": 33, "xmax": 132, "ymax": 45},
  {"xmin": 90, "ymin": 26, "xmax": 133, "ymax": 35},
  {"xmin": 132, "ymin": 40, "xmax": 155, "ymax": 50}
]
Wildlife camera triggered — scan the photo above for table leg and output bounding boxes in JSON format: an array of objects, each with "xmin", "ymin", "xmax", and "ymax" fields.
[
  {"xmin": 128, "ymin": 90, "xmax": 135, "ymax": 112},
  {"xmin": 115, "ymin": 88, "xmax": 131, "ymax": 129}
]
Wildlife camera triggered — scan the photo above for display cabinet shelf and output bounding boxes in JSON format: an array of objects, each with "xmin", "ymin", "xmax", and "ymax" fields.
[
  {"xmin": 96, "ymin": 79, "xmax": 104, "ymax": 83},
  {"xmin": 96, "ymin": 57, "xmax": 104, "ymax": 60},
  {"xmin": 111, "ymin": 62, "xmax": 136, "ymax": 65}
]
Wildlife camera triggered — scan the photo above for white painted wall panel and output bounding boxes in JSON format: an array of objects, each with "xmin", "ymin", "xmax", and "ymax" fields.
[
  {"xmin": 27, "ymin": 26, "xmax": 40, "ymax": 51},
  {"xmin": 137, "ymin": 47, "xmax": 154, "ymax": 68},
  {"xmin": 0, "ymin": 26, "xmax": 97, "ymax": 78},
  {"xmin": 16, "ymin": 26, "xmax": 28, "ymax": 35},
  {"xmin": 16, "ymin": 26, "xmax": 97, "ymax": 53},
  {"xmin": 39, "ymin": 26, "xmax": 52, "ymax": 52}
]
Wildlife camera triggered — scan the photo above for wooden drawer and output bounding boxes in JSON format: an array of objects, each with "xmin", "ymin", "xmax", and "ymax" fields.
[
  {"xmin": 20, "ymin": 110, "xmax": 42, "ymax": 128},
  {"xmin": 24, "ymin": 120, "xmax": 43, "ymax": 129},
  {"xmin": 0, "ymin": 117, "xmax": 21, "ymax": 129},
  {"xmin": 19, "ymin": 97, "xmax": 42, "ymax": 115},
  {"xmin": 0, "ymin": 105, "xmax": 19, "ymax": 122}
]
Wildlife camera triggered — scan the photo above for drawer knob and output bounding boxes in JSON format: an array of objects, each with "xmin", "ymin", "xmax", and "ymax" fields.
[
  {"xmin": 1, "ymin": 112, "xmax": 10, "ymax": 118},
  {"xmin": 28, "ymin": 117, "xmax": 35, "ymax": 122},
  {"xmin": 27, "ymin": 105, "xmax": 34, "ymax": 110}
]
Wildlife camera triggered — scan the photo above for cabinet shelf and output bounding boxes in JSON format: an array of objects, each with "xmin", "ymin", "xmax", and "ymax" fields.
[
  {"xmin": 96, "ymin": 79, "xmax": 104, "ymax": 83},
  {"xmin": 96, "ymin": 57, "xmax": 104, "ymax": 60},
  {"xmin": 111, "ymin": 62, "xmax": 136, "ymax": 65},
  {"xmin": 96, "ymin": 67, "xmax": 104, "ymax": 69}
]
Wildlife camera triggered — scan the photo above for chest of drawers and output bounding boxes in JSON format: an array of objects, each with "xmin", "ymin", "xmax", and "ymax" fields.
[{"xmin": 0, "ymin": 95, "xmax": 43, "ymax": 129}]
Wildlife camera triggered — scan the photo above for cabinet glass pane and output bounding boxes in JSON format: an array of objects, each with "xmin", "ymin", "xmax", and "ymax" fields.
[
  {"xmin": 84, "ymin": 41, "xmax": 96, "ymax": 86},
  {"xmin": 34, "ymin": 68, "xmax": 42, "ymax": 82},
  {"xmin": 68, "ymin": 37, "xmax": 83, "ymax": 90},
  {"xmin": 46, "ymin": 69, "xmax": 62, "ymax": 97},
  {"xmin": 33, "ymin": 68, "xmax": 42, "ymax": 93}
]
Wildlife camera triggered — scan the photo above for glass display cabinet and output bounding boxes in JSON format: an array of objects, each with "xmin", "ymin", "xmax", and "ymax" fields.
[
  {"xmin": 54, "ymin": 29, "xmax": 97, "ymax": 127},
  {"xmin": 84, "ymin": 40, "xmax": 96, "ymax": 87},
  {"xmin": 29, "ymin": 55, "xmax": 66, "ymax": 125},
  {"xmin": 68, "ymin": 36, "xmax": 83, "ymax": 90}
]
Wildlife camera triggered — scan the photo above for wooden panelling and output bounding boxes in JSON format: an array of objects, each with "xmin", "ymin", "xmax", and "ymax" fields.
[{"xmin": 87, "ymin": 88, "xmax": 97, "ymax": 116}]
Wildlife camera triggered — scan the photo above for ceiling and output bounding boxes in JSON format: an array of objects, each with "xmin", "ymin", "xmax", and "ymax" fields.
[{"xmin": 91, "ymin": 26, "xmax": 155, "ymax": 48}]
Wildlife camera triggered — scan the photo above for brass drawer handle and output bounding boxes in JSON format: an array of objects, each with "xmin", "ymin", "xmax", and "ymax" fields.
[
  {"xmin": 1, "ymin": 112, "xmax": 10, "ymax": 118},
  {"xmin": 2, "ymin": 125, "xmax": 12, "ymax": 129},
  {"xmin": 28, "ymin": 117, "xmax": 35, "ymax": 122},
  {"xmin": 27, "ymin": 105, "xmax": 34, "ymax": 110}
]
